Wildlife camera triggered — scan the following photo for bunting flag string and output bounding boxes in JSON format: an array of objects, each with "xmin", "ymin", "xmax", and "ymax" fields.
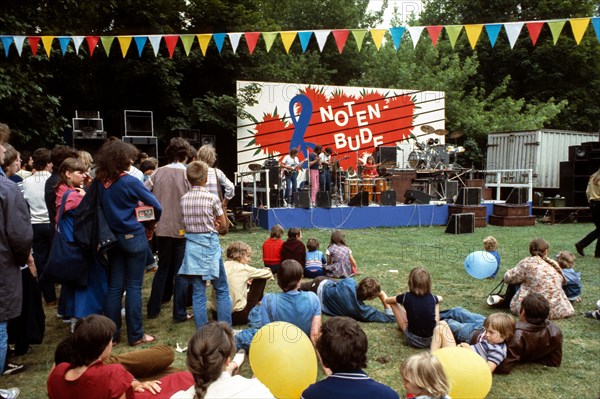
[{"xmin": 0, "ymin": 16, "xmax": 597, "ymax": 59}]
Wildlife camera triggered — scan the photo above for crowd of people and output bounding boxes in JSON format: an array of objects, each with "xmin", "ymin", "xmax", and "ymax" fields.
[{"xmin": 0, "ymin": 123, "xmax": 598, "ymax": 399}]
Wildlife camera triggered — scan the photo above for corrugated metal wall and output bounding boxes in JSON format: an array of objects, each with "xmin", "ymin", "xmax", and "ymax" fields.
[{"xmin": 486, "ymin": 130, "xmax": 598, "ymax": 188}]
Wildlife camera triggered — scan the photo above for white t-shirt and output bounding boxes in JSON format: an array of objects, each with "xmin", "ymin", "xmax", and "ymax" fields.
[
  {"xmin": 171, "ymin": 372, "xmax": 274, "ymax": 399},
  {"xmin": 282, "ymin": 155, "xmax": 300, "ymax": 169},
  {"xmin": 22, "ymin": 171, "xmax": 51, "ymax": 224}
]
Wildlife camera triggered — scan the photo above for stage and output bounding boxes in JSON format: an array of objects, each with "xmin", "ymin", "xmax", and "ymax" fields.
[{"xmin": 249, "ymin": 201, "xmax": 527, "ymax": 230}]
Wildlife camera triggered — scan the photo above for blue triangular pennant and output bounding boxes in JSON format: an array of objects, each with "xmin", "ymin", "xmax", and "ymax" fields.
[
  {"xmin": 213, "ymin": 33, "xmax": 225, "ymax": 53},
  {"xmin": 592, "ymin": 17, "xmax": 600, "ymax": 43},
  {"xmin": 58, "ymin": 37, "xmax": 71, "ymax": 55},
  {"xmin": 1, "ymin": 36, "xmax": 13, "ymax": 57},
  {"xmin": 389, "ymin": 27, "xmax": 405, "ymax": 50},
  {"xmin": 485, "ymin": 24, "xmax": 502, "ymax": 48},
  {"xmin": 134, "ymin": 36, "xmax": 147, "ymax": 57},
  {"xmin": 298, "ymin": 31, "xmax": 312, "ymax": 52}
]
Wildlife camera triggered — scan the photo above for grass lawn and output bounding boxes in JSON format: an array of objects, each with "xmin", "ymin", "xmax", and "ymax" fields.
[{"xmin": 5, "ymin": 222, "xmax": 600, "ymax": 398}]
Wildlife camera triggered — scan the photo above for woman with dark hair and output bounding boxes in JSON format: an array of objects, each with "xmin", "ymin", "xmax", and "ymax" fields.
[
  {"xmin": 95, "ymin": 139, "xmax": 162, "ymax": 346},
  {"xmin": 47, "ymin": 315, "xmax": 160, "ymax": 398},
  {"xmin": 503, "ymin": 238, "xmax": 574, "ymax": 320}
]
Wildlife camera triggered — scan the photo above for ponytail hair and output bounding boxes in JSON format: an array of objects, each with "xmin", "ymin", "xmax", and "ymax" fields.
[
  {"xmin": 186, "ymin": 322, "xmax": 235, "ymax": 399},
  {"xmin": 529, "ymin": 238, "xmax": 564, "ymax": 282}
]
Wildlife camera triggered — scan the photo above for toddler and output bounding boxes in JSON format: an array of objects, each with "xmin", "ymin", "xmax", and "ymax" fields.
[
  {"xmin": 325, "ymin": 230, "xmax": 357, "ymax": 278},
  {"xmin": 400, "ymin": 352, "xmax": 450, "ymax": 399},
  {"xmin": 483, "ymin": 236, "xmax": 500, "ymax": 278},
  {"xmin": 304, "ymin": 238, "xmax": 326, "ymax": 278},
  {"xmin": 556, "ymin": 250, "xmax": 581, "ymax": 302},
  {"xmin": 262, "ymin": 224, "xmax": 284, "ymax": 273},
  {"xmin": 385, "ymin": 267, "xmax": 442, "ymax": 349}
]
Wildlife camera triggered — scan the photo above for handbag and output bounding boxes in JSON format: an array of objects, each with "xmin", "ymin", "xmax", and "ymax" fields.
[
  {"xmin": 486, "ymin": 280, "xmax": 518, "ymax": 307},
  {"xmin": 41, "ymin": 190, "xmax": 89, "ymax": 287}
]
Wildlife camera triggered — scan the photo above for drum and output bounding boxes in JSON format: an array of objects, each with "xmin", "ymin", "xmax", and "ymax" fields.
[
  {"xmin": 361, "ymin": 178, "xmax": 375, "ymax": 202},
  {"xmin": 345, "ymin": 178, "xmax": 359, "ymax": 199},
  {"xmin": 374, "ymin": 178, "xmax": 387, "ymax": 203},
  {"xmin": 408, "ymin": 150, "xmax": 427, "ymax": 168}
]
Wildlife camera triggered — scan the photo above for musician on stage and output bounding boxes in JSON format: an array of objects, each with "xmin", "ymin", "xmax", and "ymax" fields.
[
  {"xmin": 361, "ymin": 155, "xmax": 380, "ymax": 178},
  {"xmin": 281, "ymin": 148, "xmax": 300, "ymax": 206},
  {"xmin": 319, "ymin": 147, "xmax": 333, "ymax": 192},
  {"xmin": 308, "ymin": 145, "xmax": 322, "ymax": 205}
]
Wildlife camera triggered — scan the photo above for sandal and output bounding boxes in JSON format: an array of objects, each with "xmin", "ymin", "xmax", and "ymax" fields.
[{"xmin": 130, "ymin": 334, "xmax": 157, "ymax": 346}]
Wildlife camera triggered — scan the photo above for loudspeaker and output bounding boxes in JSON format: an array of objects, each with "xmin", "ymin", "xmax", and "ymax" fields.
[
  {"xmin": 404, "ymin": 190, "xmax": 433, "ymax": 204},
  {"xmin": 293, "ymin": 192, "xmax": 310, "ymax": 208},
  {"xmin": 348, "ymin": 191, "xmax": 370, "ymax": 207},
  {"xmin": 269, "ymin": 189, "xmax": 284, "ymax": 208},
  {"xmin": 122, "ymin": 136, "xmax": 159, "ymax": 157},
  {"xmin": 568, "ymin": 145, "xmax": 588, "ymax": 161},
  {"xmin": 380, "ymin": 190, "xmax": 397, "ymax": 206},
  {"xmin": 445, "ymin": 180, "xmax": 459, "ymax": 202},
  {"xmin": 506, "ymin": 187, "xmax": 529, "ymax": 204},
  {"xmin": 316, "ymin": 191, "xmax": 331, "ymax": 208},
  {"xmin": 455, "ymin": 187, "xmax": 481, "ymax": 205},
  {"xmin": 445, "ymin": 213, "xmax": 475, "ymax": 234},
  {"xmin": 374, "ymin": 146, "xmax": 397, "ymax": 167}
]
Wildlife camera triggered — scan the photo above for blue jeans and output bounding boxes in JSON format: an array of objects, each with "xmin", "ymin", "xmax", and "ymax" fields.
[
  {"xmin": 147, "ymin": 237, "xmax": 189, "ymax": 321},
  {"xmin": 439, "ymin": 306, "xmax": 485, "ymax": 343},
  {"xmin": 0, "ymin": 321, "xmax": 6, "ymax": 374},
  {"xmin": 188, "ymin": 257, "xmax": 232, "ymax": 329},
  {"xmin": 285, "ymin": 173, "xmax": 297, "ymax": 203},
  {"xmin": 320, "ymin": 168, "xmax": 331, "ymax": 192},
  {"xmin": 105, "ymin": 233, "xmax": 148, "ymax": 344}
]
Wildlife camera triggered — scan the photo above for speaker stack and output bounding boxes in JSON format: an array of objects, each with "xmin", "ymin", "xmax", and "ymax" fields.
[
  {"xmin": 404, "ymin": 190, "xmax": 433, "ymax": 204},
  {"xmin": 293, "ymin": 192, "xmax": 311, "ymax": 208},
  {"xmin": 445, "ymin": 213, "xmax": 475, "ymax": 234}
]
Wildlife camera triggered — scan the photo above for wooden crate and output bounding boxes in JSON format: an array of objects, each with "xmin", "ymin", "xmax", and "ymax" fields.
[
  {"xmin": 493, "ymin": 204, "xmax": 530, "ymax": 217},
  {"xmin": 449, "ymin": 205, "xmax": 487, "ymax": 218},
  {"xmin": 489, "ymin": 215, "xmax": 535, "ymax": 227}
]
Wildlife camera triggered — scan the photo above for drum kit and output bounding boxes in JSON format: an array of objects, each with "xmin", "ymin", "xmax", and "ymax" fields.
[
  {"xmin": 343, "ymin": 177, "xmax": 388, "ymax": 204},
  {"xmin": 407, "ymin": 125, "xmax": 465, "ymax": 170}
]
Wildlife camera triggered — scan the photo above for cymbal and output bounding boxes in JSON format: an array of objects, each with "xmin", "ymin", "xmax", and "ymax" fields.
[
  {"xmin": 434, "ymin": 129, "xmax": 448, "ymax": 136},
  {"xmin": 420, "ymin": 125, "xmax": 435, "ymax": 134},
  {"xmin": 248, "ymin": 163, "xmax": 262, "ymax": 171},
  {"xmin": 449, "ymin": 131, "xmax": 464, "ymax": 139}
]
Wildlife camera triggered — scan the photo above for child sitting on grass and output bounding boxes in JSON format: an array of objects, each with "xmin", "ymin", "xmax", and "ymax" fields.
[
  {"xmin": 400, "ymin": 352, "xmax": 450, "ymax": 399},
  {"xmin": 385, "ymin": 267, "xmax": 443, "ymax": 349},
  {"xmin": 280, "ymin": 227, "xmax": 306, "ymax": 267},
  {"xmin": 484, "ymin": 236, "xmax": 501, "ymax": 278},
  {"xmin": 262, "ymin": 224, "xmax": 284, "ymax": 274},
  {"xmin": 431, "ymin": 312, "xmax": 515, "ymax": 372},
  {"xmin": 556, "ymin": 250, "xmax": 582, "ymax": 303},
  {"xmin": 304, "ymin": 237, "xmax": 326, "ymax": 278},
  {"xmin": 325, "ymin": 230, "xmax": 358, "ymax": 278}
]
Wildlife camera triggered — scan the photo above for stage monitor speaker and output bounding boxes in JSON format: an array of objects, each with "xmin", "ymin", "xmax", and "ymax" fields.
[
  {"xmin": 348, "ymin": 191, "xmax": 370, "ymax": 207},
  {"xmin": 455, "ymin": 187, "xmax": 481, "ymax": 205},
  {"xmin": 445, "ymin": 213, "xmax": 475, "ymax": 234},
  {"xmin": 445, "ymin": 180, "xmax": 459, "ymax": 202},
  {"xmin": 380, "ymin": 190, "xmax": 397, "ymax": 206},
  {"xmin": 269, "ymin": 189, "xmax": 284, "ymax": 208},
  {"xmin": 506, "ymin": 187, "xmax": 529, "ymax": 204},
  {"xmin": 404, "ymin": 189, "xmax": 433, "ymax": 204},
  {"xmin": 293, "ymin": 192, "xmax": 310, "ymax": 208},
  {"xmin": 374, "ymin": 146, "xmax": 397, "ymax": 167},
  {"xmin": 316, "ymin": 192, "xmax": 331, "ymax": 208},
  {"xmin": 568, "ymin": 145, "xmax": 588, "ymax": 161}
]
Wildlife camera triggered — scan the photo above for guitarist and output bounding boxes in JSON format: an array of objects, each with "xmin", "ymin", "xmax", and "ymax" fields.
[
  {"xmin": 319, "ymin": 147, "xmax": 333, "ymax": 193},
  {"xmin": 281, "ymin": 148, "xmax": 300, "ymax": 206}
]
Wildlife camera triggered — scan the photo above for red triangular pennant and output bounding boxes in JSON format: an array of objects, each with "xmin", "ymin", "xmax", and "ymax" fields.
[
  {"xmin": 526, "ymin": 22, "xmax": 544, "ymax": 46},
  {"xmin": 426, "ymin": 26, "xmax": 444, "ymax": 47},
  {"xmin": 163, "ymin": 35, "xmax": 179, "ymax": 58},
  {"xmin": 27, "ymin": 36, "xmax": 40, "ymax": 57},
  {"xmin": 332, "ymin": 30, "xmax": 349, "ymax": 53},
  {"xmin": 244, "ymin": 32, "xmax": 260, "ymax": 55},
  {"xmin": 85, "ymin": 36, "xmax": 99, "ymax": 56}
]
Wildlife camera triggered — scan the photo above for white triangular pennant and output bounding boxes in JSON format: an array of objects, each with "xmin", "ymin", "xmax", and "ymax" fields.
[
  {"xmin": 504, "ymin": 22, "xmax": 524, "ymax": 49},
  {"xmin": 148, "ymin": 35, "xmax": 162, "ymax": 57},
  {"xmin": 407, "ymin": 26, "xmax": 425, "ymax": 48},
  {"xmin": 13, "ymin": 36, "xmax": 25, "ymax": 56},
  {"xmin": 72, "ymin": 36, "xmax": 85, "ymax": 55},
  {"xmin": 228, "ymin": 33, "xmax": 242, "ymax": 54},
  {"xmin": 314, "ymin": 30, "xmax": 330, "ymax": 52}
]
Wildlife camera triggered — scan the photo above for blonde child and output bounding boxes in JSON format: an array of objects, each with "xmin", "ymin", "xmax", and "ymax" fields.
[
  {"xmin": 324, "ymin": 230, "xmax": 357, "ymax": 278},
  {"xmin": 431, "ymin": 312, "xmax": 515, "ymax": 372},
  {"xmin": 385, "ymin": 267, "xmax": 442, "ymax": 349},
  {"xmin": 556, "ymin": 250, "xmax": 581, "ymax": 302},
  {"xmin": 262, "ymin": 224, "xmax": 284, "ymax": 274},
  {"xmin": 400, "ymin": 352, "xmax": 450, "ymax": 399},
  {"xmin": 305, "ymin": 238, "xmax": 326, "ymax": 278},
  {"xmin": 483, "ymin": 236, "xmax": 500, "ymax": 278}
]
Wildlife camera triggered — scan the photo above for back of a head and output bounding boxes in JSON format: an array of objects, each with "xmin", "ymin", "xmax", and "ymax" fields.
[
  {"xmin": 316, "ymin": 317, "xmax": 367, "ymax": 373},
  {"xmin": 330, "ymin": 230, "xmax": 346, "ymax": 246},
  {"xmin": 521, "ymin": 293, "xmax": 550, "ymax": 324},
  {"xmin": 277, "ymin": 259, "xmax": 303, "ymax": 292},
  {"xmin": 166, "ymin": 137, "xmax": 193, "ymax": 163},
  {"xmin": 556, "ymin": 251, "xmax": 575, "ymax": 269},
  {"xmin": 483, "ymin": 236, "xmax": 498, "ymax": 251},
  {"xmin": 408, "ymin": 267, "xmax": 432, "ymax": 296},
  {"xmin": 187, "ymin": 160, "xmax": 208, "ymax": 186},
  {"xmin": 32, "ymin": 148, "xmax": 52, "ymax": 171},
  {"xmin": 95, "ymin": 139, "xmax": 138, "ymax": 181},
  {"xmin": 401, "ymin": 352, "xmax": 450, "ymax": 398},
  {"xmin": 529, "ymin": 238, "xmax": 549, "ymax": 257},
  {"xmin": 227, "ymin": 241, "xmax": 252, "ymax": 262},
  {"xmin": 186, "ymin": 322, "xmax": 235, "ymax": 399},
  {"xmin": 357, "ymin": 277, "xmax": 381, "ymax": 301},
  {"xmin": 71, "ymin": 315, "xmax": 116, "ymax": 367},
  {"xmin": 287, "ymin": 227, "xmax": 301, "ymax": 239},
  {"xmin": 270, "ymin": 224, "xmax": 284, "ymax": 239},
  {"xmin": 197, "ymin": 145, "xmax": 217, "ymax": 167},
  {"xmin": 51, "ymin": 146, "xmax": 79, "ymax": 173},
  {"xmin": 306, "ymin": 238, "xmax": 319, "ymax": 252}
]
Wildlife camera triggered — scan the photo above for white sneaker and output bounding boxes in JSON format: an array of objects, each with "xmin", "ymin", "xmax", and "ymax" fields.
[{"xmin": 0, "ymin": 387, "xmax": 20, "ymax": 399}]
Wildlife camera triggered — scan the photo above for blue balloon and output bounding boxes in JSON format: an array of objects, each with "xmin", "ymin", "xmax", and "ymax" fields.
[{"xmin": 464, "ymin": 251, "xmax": 498, "ymax": 279}]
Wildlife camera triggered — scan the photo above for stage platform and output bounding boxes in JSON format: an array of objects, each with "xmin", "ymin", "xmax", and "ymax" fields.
[{"xmin": 250, "ymin": 201, "xmax": 531, "ymax": 230}]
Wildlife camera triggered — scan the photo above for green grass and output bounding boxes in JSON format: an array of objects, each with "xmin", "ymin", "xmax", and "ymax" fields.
[{"xmin": 6, "ymin": 223, "xmax": 600, "ymax": 398}]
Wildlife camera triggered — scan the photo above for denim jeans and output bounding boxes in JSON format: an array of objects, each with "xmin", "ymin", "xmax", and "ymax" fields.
[
  {"xmin": 105, "ymin": 233, "xmax": 148, "ymax": 344},
  {"xmin": 147, "ymin": 237, "xmax": 189, "ymax": 321},
  {"xmin": 285, "ymin": 173, "xmax": 297, "ymax": 203},
  {"xmin": 0, "ymin": 321, "xmax": 6, "ymax": 374},
  {"xmin": 320, "ymin": 168, "xmax": 331, "ymax": 192},
  {"xmin": 188, "ymin": 257, "xmax": 232, "ymax": 329},
  {"xmin": 32, "ymin": 223, "xmax": 56, "ymax": 303},
  {"xmin": 439, "ymin": 306, "xmax": 485, "ymax": 343}
]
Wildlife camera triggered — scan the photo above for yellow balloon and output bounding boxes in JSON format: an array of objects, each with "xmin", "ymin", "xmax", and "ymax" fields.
[
  {"xmin": 433, "ymin": 346, "xmax": 492, "ymax": 399},
  {"xmin": 249, "ymin": 322, "xmax": 318, "ymax": 399}
]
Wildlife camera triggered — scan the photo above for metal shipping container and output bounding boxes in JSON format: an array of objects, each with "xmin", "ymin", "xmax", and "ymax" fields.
[{"xmin": 486, "ymin": 129, "xmax": 598, "ymax": 189}]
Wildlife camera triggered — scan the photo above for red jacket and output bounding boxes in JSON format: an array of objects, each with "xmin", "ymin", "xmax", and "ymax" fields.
[{"xmin": 262, "ymin": 238, "xmax": 284, "ymax": 265}]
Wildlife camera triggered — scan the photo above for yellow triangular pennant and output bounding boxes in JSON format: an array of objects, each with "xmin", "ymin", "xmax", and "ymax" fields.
[
  {"xmin": 263, "ymin": 32, "xmax": 277, "ymax": 52},
  {"xmin": 350, "ymin": 29, "xmax": 367, "ymax": 51},
  {"xmin": 196, "ymin": 34, "xmax": 211, "ymax": 56},
  {"xmin": 117, "ymin": 36, "xmax": 132, "ymax": 58},
  {"xmin": 280, "ymin": 31, "xmax": 297, "ymax": 53},
  {"xmin": 445, "ymin": 25, "xmax": 463, "ymax": 48},
  {"xmin": 547, "ymin": 20, "xmax": 566, "ymax": 45},
  {"xmin": 570, "ymin": 17, "xmax": 590, "ymax": 45},
  {"xmin": 41, "ymin": 36, "xmax": 54, "ymax": 57},
  {"xmin": 464, "ymin": 24, "xmax": 483, "ymax": 49},
  {"xmin": 370, "ymin": 29, "xmax": 386, "ymax": 50}
]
